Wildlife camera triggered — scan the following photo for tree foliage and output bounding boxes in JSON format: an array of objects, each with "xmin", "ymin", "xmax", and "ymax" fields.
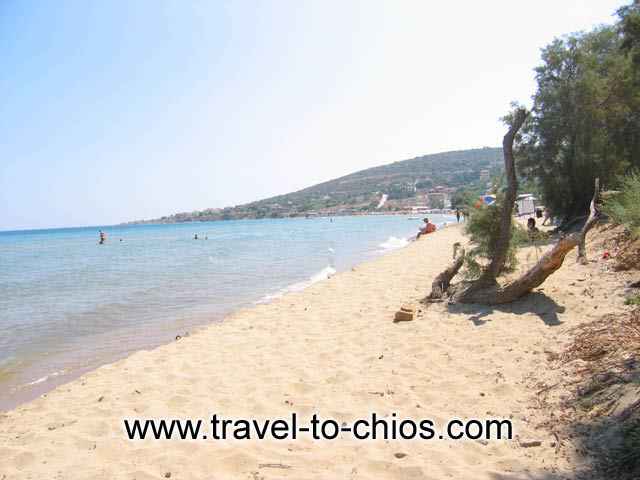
[
  {"xmin": 517, "ymin": 3, "xmax": 640, "ymax": 220},
  {"xmin": 604, "ymin": 170, "xmax": 640, "ymax": 237},
  {"xmin": 463, "ymin": 189, "xmax": 528, "ymax": 279}
]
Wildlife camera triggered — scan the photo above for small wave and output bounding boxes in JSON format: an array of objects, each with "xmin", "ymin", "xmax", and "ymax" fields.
[
  {"xmin": 24, "ymin": 370, "xmax": 65, "ymax": 387},
  {"xmin": 256, "ymin": 265, "xmax": 336, "ymax": 304},
  {"xmin": 379, "ymin": 236, "xmax": 410, "ymax": 251},
  {"xmin": 309, "ymin": 265, "xmax": 336, "ymax": 283}
]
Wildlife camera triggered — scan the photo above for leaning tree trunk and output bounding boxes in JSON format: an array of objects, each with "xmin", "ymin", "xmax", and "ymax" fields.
[
  {"xmin": 424, "ymin": 105, "xmax": 601, "ymax": 305},
  {"xmin": 481, "ymin": 108, "xmax": 528, "ymax": 283},
  {"xmin": 449, "ymin": 108, "xmax": 528, "ymax": 303},
  {"xmin": 426, "ymin": 178, "xmax": 601, "ymax": 305}
]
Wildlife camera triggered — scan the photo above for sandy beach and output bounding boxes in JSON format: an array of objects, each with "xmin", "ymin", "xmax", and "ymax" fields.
[{"xmin": 0, "ymin": 224, "xmax": 631, "ymax": 479}]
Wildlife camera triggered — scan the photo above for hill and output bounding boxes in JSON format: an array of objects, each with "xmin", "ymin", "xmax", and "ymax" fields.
[{"xmin": 128, "ymin": 147, "xmax": 501, "ymax": 223}]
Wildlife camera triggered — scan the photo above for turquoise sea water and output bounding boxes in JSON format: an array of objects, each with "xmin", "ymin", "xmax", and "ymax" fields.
[{"xmin": 0, "ymin": 214, "xmax": 454, "ymax": 409}]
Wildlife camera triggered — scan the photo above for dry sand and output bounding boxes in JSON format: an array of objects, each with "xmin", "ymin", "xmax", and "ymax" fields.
[{"xmin": 0, "ymin": 224, "xmax": 631, "ymax": 479}]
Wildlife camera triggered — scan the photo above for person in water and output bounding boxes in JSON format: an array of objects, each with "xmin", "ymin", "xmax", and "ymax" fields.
[
  {"xmin": 416, "ymin": 218, "xmax": 436, "ymax": 239},
  {"xmin": 99, "ymin": 230, "xmax": 106, "ymax": 244},
  {"xmin": 194, "ymin": 234, "xmax": 198, "ymax": 240}
]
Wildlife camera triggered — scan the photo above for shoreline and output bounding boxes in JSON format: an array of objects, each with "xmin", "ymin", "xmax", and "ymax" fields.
[
  {"xmin": 0, "ymin": 218, "xmax": 456, "ymax": 412},
  {"xmin": 3, "ymin": 222, "xmax": 626, "ymax": 478}
]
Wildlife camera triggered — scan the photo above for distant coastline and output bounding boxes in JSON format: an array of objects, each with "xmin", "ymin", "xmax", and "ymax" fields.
[
  {"xmin": 121, "ymin": 208, "xmax": 458, "ymax": 226},
  {"xmin": 123, "ymin": 147, "xmax": 498, "ymax": 225}
]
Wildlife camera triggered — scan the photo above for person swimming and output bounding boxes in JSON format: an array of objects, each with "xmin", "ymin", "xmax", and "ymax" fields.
[{"xmin": 99, "ymin": 230, "xmax": 106, "ymax": 244}]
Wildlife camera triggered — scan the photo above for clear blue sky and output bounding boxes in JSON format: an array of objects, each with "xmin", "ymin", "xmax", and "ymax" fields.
[{"xmin": 0, "ymin": 0, "xmax": 624, "ymax": 230}]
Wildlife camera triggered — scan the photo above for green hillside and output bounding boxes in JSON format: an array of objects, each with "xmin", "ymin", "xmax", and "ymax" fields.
[{"xmin": 129, "ymin": 147, "xmax": 501, "ymax": 223}]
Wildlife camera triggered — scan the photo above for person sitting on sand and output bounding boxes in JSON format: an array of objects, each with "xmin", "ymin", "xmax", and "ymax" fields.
[
  {"xmin": 416, "ymin": 218, "xmax": 436, "ymax": 239},
  {"xmin": 527, "ymin": 217, "xmax": 539, "ymax": 241}
]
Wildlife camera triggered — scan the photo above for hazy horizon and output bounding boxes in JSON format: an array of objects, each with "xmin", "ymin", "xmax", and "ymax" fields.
[
  {"xmin": 1, "ymin": 1, "xmax": 624, "ymax": 230},
  {"xmin": 1, "ymin": 145, "xmax": 500, "ymax": 232}
]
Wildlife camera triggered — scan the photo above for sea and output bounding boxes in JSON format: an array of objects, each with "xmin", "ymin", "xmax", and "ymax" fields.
[{"xmin": 0, "ymin": 214, "xmax": 454, "ymax": 410}]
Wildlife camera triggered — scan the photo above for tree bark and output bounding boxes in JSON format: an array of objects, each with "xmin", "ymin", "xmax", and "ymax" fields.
[
  {"xmin": 577, "ymin": 178, "xmax": 600, "ymax": 264},
  {"xmin": 449, "ymin": 178, "xmax": 601, "ymax": 304},
  {"xmin": 452, "ymin": 234, "xmax": 582, "ymax": 304},
  {"xmin": 422, "ymin": 106, "xmax": 600, "ymax": 305},
  {"xmin": 425, "ymin": 247, "xmax": 465, "ymax": 302},
  {"xmin": 479, "ymin": 108, "xmax": 529, "ymax": 284}
]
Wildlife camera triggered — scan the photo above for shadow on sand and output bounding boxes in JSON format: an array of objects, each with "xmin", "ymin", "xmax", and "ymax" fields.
[
  {"xmin": 489, "ymin": 472, "xmax": 572, "ymax": 480},
  {"xmin": 446, "ymin": 291, "xmax": 566, "ymax": 327}
]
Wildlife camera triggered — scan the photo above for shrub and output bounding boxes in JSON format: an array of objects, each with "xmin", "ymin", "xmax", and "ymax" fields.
[
  {"xmin": 604, "ymin": 418, "xmax": 640, "ymax": 480},
  {"xmin": 625, "ymin": 294, "xmax": 640, "ymax": 306},
  {"xmin": 604, "ymin": 171, "xmax": 640, "ymax": 237},
  {"xmin": 463, "ymin": 197, "xmax": 528, "ymax": 279}
]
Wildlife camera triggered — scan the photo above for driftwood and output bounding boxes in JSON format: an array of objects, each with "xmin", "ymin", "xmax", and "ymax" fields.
[
  {"xmin": 426, "ymin": 244, "xmax": 465, "ymax": 302},
  {"xmin": 425, "ymin": 106, "xmax": 601, "ymax": 305}
]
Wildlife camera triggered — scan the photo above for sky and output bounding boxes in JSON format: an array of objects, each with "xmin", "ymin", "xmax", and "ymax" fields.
[{"xmin": 0, "ymin": 0, "xmax": 625, "ymax": 230}]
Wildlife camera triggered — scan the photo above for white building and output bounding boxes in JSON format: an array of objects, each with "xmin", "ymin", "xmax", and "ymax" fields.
[{"xmin": 516, "ymin": 194, "xmax": 536, "ymax": 216}]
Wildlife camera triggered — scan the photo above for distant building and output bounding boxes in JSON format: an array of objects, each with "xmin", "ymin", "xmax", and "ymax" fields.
[
  {"xmin": 411, "ymin": 205, "xmax": 430, "ymax": 214},
  {"xmin": 516, "ymin": 194, "xmax": 536, "ymax": 216},
  {"xmin": 425, "ymin": 191, "xmax": 451, "ymax": 209},
  {"xmin": 399, "ymin": 182, "xmax": 416, "ymax": 193}
]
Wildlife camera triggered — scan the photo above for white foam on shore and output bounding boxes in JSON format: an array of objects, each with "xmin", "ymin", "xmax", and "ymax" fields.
[
  {"xmin": 256, "ymin": 265, "xmax": 336, "ymax": 304},
  {"xmin": 379, "ymin": 236, "xmax": 410, "ymax": 251},
  {"xmin": 24, "ymin": 370, "xmax": 65, "ymax": 387}
]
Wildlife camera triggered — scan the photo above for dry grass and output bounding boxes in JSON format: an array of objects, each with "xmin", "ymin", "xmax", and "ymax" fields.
[
  {"xmin": 563, "ymin": 309, "xmax": 640, "ymax": 367},
  {"xmin": 588, "ymin": 223, "xmax": 640, "ymax": 271},
  {"xmin": 556, "ymin": 308, "xmax": 640, "ymax": 479}
]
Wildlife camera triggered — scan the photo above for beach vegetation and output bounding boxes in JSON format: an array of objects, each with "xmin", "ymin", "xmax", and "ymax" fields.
[
  {"xmin": 609, "ymin": 420, "xmax": 640, "ymax": 478},
  {"xmin": 425, "ymin": 106, "xmax": 601, "ymax": 304},
  {"xmin": 517, "ymin": 2, "xmax": 640, "ymax": 222},
  {"xmin": 462, "ymin": 190, "xmax": 528, "ymax": 279},
  {"xmin": 624, "ymin": 293, "xmax": 640, "ymax": 305},
  {"xmin": 558, "ymin": 306, "xmax": 640, "ymax": 480},
  {"xmin": 604, "ymin": 171, "xmax": 640, "ymax": 238}
]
